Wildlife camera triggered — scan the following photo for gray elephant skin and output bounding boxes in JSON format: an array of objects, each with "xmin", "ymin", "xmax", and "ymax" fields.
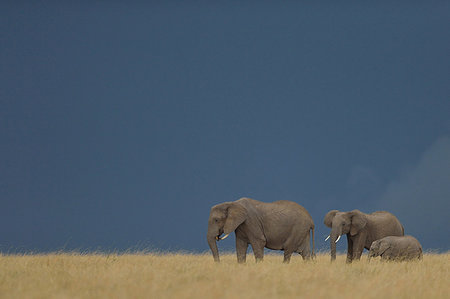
[
  {"xmin": 207, "ymin": 198, "xmax": 315, "ymax": 263},
  {"xmin": 369, "ymin": 235, "xmax": 423, "ymax": 261},
  {"xmin": 324, "ymin": 209, "xmax": 404, "ymax": 262}
]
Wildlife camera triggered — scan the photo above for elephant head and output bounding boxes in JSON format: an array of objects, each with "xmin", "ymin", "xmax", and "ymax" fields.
[
  {"xmin": 368, "ymin": 239, "xmax": 390, "ymax": 260},
  {"xmin": 207, "ymin": 202, "xmax": 247, "ymax": 262},
  {"xmin": 324, "ymin": 209, "xmax": 367, "ymax": 261}
]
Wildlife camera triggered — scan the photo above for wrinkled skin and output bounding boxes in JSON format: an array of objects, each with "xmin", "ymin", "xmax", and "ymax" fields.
[
  {"xmin": 369, "ymin": 235, "xmax": 423, "ymax": 261},
  {"xmin": 207, "ymin": 198, "xmax": 315, "ymax": 263},
  {"xmin": 324, "ymin": 210, "xmax": 404, "ymax": 263}
]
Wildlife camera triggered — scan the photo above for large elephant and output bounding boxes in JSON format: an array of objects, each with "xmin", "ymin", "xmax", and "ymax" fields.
[
  {"xmin": 207, "ymin": 198, "xmax": 315, "ymax": 263},
  {"xmin": 369, "ymin": 235, "xmax": 422, "ymax": 261},
  {"xmin": 324, "ymin": 209, "xmax": 404, "ymax": 263}
]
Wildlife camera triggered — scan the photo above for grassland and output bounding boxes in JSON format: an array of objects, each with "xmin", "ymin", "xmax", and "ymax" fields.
[{"xmin": 0, "ymin": 252, "xmax": 448, "ymax": 299}]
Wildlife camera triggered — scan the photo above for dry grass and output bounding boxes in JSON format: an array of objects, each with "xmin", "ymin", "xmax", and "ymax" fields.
[{"xmin": 0, "ymin": 252, "xmax": 448, "ymax": 299}]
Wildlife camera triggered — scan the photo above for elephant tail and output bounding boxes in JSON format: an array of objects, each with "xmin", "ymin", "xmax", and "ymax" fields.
[{"xmin": 311, "ymin": 225, "xmax": 316, "ymax": 259}]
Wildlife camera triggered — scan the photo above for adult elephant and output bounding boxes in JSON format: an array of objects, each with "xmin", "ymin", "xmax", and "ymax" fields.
[
  {"xmin": 323, "ymin": 210, "xmax": 404, "ymax": 263},
  {"xmin": 207, "ymin": 198, "xmax": 315, "ymax": 263}
]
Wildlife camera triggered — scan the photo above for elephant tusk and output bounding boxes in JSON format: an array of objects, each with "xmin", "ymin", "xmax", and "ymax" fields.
[
  {"xmin": 325, "ymin": 235, "xmax": 330, "ymax": 241},
  {"xmin": 335, "ymin": 235, "xmax": 341, "ymax": 243},
  {"xmin": 219, "ymin": 234, "xmax": 230, "ymax": 240}
]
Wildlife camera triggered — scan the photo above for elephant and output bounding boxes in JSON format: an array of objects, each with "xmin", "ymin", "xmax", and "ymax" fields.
[
  {"xmin": 207, "ymin": 197, "xmax": 315, "ymax": 263},
  {"xmin": 324, "ymin": 209, "xmax": 404, "ymax": 263},
  {"xmin": 369, "ymin": 235, "xmax": 423, "ymax": 261}
]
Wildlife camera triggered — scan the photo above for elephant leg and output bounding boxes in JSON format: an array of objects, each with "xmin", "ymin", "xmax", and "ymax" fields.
[
  {"xmin": 298, "ymin": 237, "xmax": 311, "ymax": 261},
  {"xmin": 283, "ymin": 249, "xmax": 293, "ymax": 263},
  {"xmin": 383, "ymin": 248, "xmax": 394, "ymax": 261},
  {"xmin": 236, "ymin": 237, "xmax": 248, "ymax": 264},
  {"xmin": 351, "ymin": 234, "xmax": 366, "ymax": 261},
  {"xmin": 304, "ymin": 235, "xmax": 312, "ymax": 260},
  {"xmin": 250, "ymin": 241, "xmax": 265, "ymax": 263},
  {"xmin": 300, "ymin": 251, "xmax": 310, "ymax": 261},
  {"xmin": 346, "ymin": 236, "xmax": 353, "ymax": 263}
]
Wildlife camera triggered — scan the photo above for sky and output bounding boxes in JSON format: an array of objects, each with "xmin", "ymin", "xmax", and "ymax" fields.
[{"xmin": 1, "ymin": 2, "xmax": 449, "ymax": 254}]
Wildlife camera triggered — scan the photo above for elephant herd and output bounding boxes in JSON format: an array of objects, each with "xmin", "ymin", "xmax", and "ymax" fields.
[{"xmin": 207, "ymin": 198, "xmax": 423, "ymax": 263}]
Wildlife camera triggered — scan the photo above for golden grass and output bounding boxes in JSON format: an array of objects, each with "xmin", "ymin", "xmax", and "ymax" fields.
[{"xmin": 0, "ymin": 252, "xmax": 448, "ymax": 299}]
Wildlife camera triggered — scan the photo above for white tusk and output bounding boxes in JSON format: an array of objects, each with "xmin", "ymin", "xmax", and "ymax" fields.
[
  {"xmin": 335, "ymin": 235, "xmax": 341, "ymax": 243},
  {"xmin": 220, "ymin": 234, "xmax": 230, "ymax": 240},
  {"xmin": 325, "ymin": 235, "xmax": 330, "ymax": 241}
]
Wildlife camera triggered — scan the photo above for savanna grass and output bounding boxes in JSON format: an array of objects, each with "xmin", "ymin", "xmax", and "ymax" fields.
[{"xmin": 0, "ymin": 252, "xmax": 448, "ymax": 298}]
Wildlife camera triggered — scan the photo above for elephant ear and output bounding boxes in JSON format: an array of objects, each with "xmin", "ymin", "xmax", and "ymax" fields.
[
  {"xmin": 324, "ymin": 210, "xmax": 339, "ymax": 228},
  {"xmin": 223, "ymin": 203, "xmax": 247, "ymax": 235},
  {"xmin": 350, "ymin": 210, "xmax": 367, "ymax": 236},
  {"xmin": 378, "ymin": 241, "xmax": 390, "ymax": 256}
]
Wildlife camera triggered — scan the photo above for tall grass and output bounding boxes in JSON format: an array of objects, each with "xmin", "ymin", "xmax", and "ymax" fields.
[{"xmin": 0, "ymin": 252, "xmax": 448, "ymax": 298}]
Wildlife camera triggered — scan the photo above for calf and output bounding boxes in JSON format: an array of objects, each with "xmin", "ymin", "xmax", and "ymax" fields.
[{"xmin": 369, "ymin": 235, "xmax": 422, "ymax": 261}]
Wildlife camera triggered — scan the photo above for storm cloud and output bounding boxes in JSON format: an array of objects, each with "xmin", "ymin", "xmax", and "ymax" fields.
[{"xmin": 377, "ymin": 136, "xmax": 450, "ymax": 250}]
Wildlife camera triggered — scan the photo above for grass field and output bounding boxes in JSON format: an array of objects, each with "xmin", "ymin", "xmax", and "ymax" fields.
[{"xmin": 0, "ymin": 252, "xmax": 448, "ymax": 299}]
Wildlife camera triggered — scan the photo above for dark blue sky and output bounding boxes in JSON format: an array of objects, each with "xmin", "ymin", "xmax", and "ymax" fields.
[{"xmin": 1, "ymin": 2, "xmax": 449, "ymax": 253}]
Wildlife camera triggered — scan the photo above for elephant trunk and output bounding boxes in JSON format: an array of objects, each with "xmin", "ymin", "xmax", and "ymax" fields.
[
  {"xmin": 330, "ymin": 229, "xmax": 341, "ymax": 261},
  {"xmin": 330, "ymin": 238, "xmax": 337, "ymax": 261},
  {"xmin": 207, "ymin": 227, "xmax": 220, "ymax": 262},
  {"xmin": 368, "ymin": 249, "xmax": 376, "ymax": 261}
]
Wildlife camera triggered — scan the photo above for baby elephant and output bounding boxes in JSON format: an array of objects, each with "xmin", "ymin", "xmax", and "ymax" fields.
[{"xmin": 369, "ymin": 235, "xmax": 422, "ymax": 261}]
